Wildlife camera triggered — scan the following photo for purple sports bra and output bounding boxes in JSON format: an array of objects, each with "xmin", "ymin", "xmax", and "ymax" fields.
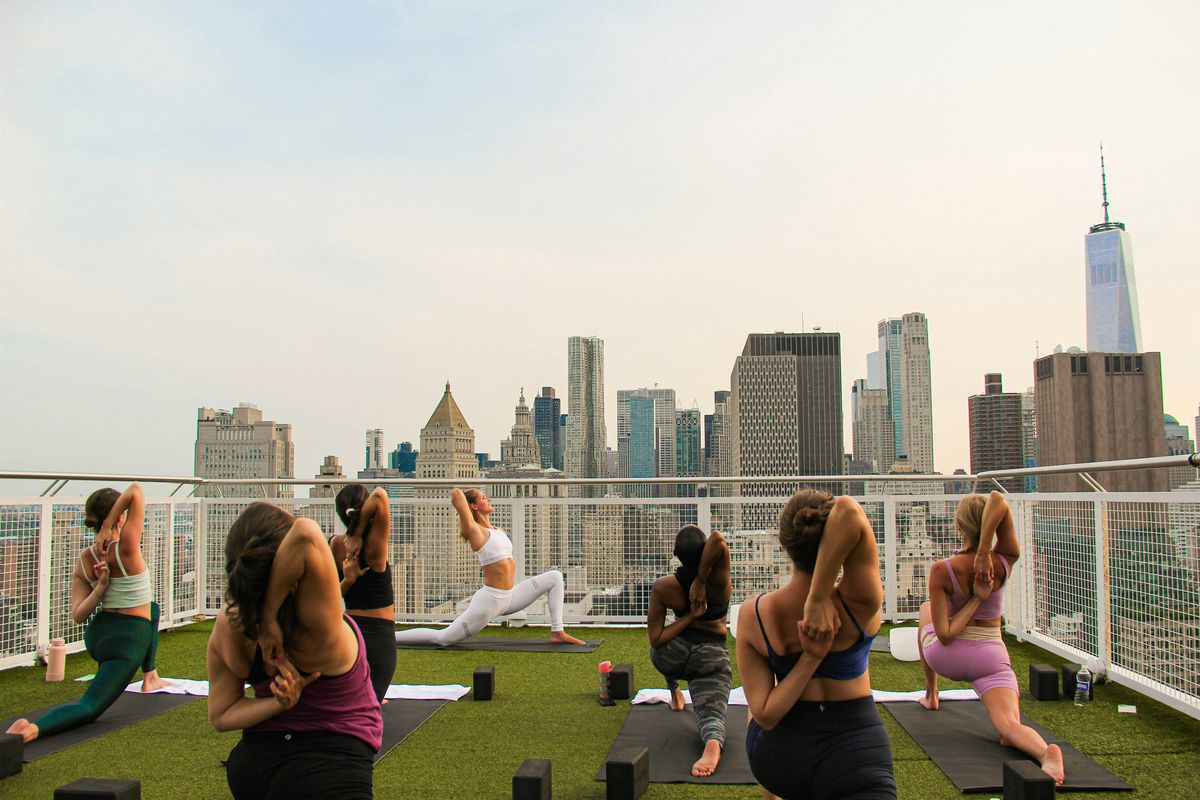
[{"xmin": 944, "ymin": 554, "xmax": 1010, "ymax": 620}]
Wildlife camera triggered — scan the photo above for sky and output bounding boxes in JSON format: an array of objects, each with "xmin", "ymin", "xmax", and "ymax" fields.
[{"xmin": 1, "ymin": 1, "xmax": 1197, "ymax": 491}]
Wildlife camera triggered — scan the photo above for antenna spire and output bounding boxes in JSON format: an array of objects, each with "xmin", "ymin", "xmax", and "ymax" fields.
[{"xmin": 1100, "ymin": 142, "xmax": 1110, "ymax": 224}]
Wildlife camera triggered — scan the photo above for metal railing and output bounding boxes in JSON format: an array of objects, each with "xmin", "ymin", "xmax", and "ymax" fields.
[{"xmin": 1, "ymin": 454, "xmax": 1197, "ymax": 720}]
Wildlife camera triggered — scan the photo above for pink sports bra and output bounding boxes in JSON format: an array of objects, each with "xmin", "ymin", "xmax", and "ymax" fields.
[{"xmin": 944, "ymin": 554, "xmax": 1010, "ymax": 620}]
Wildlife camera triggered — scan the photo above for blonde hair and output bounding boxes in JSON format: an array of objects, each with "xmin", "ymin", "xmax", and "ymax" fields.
[
  {"xmin": 955, "ymin": 494, "xmax": 988, "ymax": 549},
  {"xmin": 463, "ymin": 488, "xmax": 485, "ymax": 523}
]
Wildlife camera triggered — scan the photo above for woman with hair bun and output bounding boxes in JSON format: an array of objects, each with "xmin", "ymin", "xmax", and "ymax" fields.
[
  {"xmin": 918, "ymin": 492, "xmax": 1064, "ymax": 785},
  {"xmin": 207, "ymin": 502, "xmax": 381, "ymax": 799},
  {"xmin": 736, "ymin": 489, "xmax": 896, "ymax": 799},
  {"xmin": 331, "ymin": 484, "xmax": 396, "ymax": 703},
  {"xmin": 6, "ymin": 483, "xmax": 169, "ymax": 744},
  {"xmin": 393, "ymin": 488, "xmax": 585, "ymax": 647}
]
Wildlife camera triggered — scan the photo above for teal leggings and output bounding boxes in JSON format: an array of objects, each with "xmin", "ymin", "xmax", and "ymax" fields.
[{"xmin": 34, "ymin": 602, "xmax": 161, "ymax": 738}]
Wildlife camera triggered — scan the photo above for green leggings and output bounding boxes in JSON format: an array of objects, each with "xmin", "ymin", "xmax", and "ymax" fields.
[{"xmin": 34, "ymin": 602, "xmax": 161, "ymax": 738}]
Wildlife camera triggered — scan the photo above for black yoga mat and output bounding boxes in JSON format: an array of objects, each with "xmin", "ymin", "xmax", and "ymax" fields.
[
  {"xmin": 375, "ymin": 699, "xmax": 447, "ymax": 763},
  {"xmin": 595, "ymin": 703, "xmax": 755, "ymax": 785},
  {"xmin": 2, "ymin": 692, "xmax": 196, "ymax": 762},
  {"xmin": 885, "ymin": 700, "xmax": 1132, "ymax": 792},
  {"xmin": 870, "ymin": 637, "xmax": 890, "ymax": 653},
  {"xmin": 395, "ymin": 636, "xmax": 601, "ymax": 653}
]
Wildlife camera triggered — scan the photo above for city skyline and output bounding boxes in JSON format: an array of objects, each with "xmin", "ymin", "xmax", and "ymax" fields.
[{"xmin": 2, "ymin": 3, "xmax": 1197, "ymax": 484}]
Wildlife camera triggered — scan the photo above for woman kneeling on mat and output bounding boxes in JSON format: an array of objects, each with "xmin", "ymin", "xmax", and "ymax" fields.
[
  {"xmin": 208, "ymin": 503, "xmax": 382, "ymax": 800},
  {"xmin": 737, "ymin": 489, "xmax": 896, "ymax": 799},
  {"xmin": 331, "ymin": 484, "xmax": 396, "ymax": 704},
  {"xmin": 394, "ymin": 488, "xmax": 585, "ymax": 647},
  {"xmin": 918, "ymin": 492, "xmax": 1065, "ymax": 785},
  {"xmin": 7, "ymin": 483, "xmax": 169, "ymax": 743},
  {"xmin": 648, "ymin": 525, "xmax": 732, "ymax": 777}
]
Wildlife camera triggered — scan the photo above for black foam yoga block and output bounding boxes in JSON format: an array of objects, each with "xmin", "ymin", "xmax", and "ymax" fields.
[
  {"xmin": 0, "ymin": 733, "xmax": 22, "ymax": 779},
  {"xmin": 606, "ymin": 746, "xmax": 649, "ymax": 800},
  {"xmin": 610, "ymin": 663, "xmax": 633, "ymax": 700},
  {"xmin": 1003, "ymin": 759, "xmax": 1055, "ymax": 799},
  {"xmin": 512, "ymin": 758, "xmax": 551, "ymax": 800},
  {"xmin": 1029, "ymin": 663, "xmax": 1059, "ymax": 701},
  {"xmin": 474, "ymin": 664, "xmax": 495, "ymax": 701},
  {"xmin": 1061, "ymin": 663, "xmax": 1094, "ymax": 700},
  {"xmin": 54, "ymin": 778, "xmax": 142, "ymax": 799}
]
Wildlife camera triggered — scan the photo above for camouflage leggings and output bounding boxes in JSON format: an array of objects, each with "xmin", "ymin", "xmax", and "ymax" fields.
[{"xmin": 650, "ymin": 633, "xmax": 732, "ymax": 746}]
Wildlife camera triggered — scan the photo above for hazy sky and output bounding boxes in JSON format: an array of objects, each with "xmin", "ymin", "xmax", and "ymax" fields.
[{"xmin": 2, "ymin": 1, "xmax": 1197, "ymax": 489}]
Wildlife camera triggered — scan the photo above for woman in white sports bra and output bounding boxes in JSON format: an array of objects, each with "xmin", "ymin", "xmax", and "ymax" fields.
[
  {"xmin": 394, "ymin": 488, "xmax": 585, "ymax": 646},
  {"xmin": 7, "ymin": 483, "xmax": 170, "ymax": 743}
]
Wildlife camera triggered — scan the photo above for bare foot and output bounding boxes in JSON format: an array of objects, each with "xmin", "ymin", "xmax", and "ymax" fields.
[
  {"xmin": 918, "ymin": 691, "xmax": 939, "ymax": 711},
  {"xmin": 1041, "ymin": 743, "xmax": 1065, "ymax": 785},
  {"xmin": 669, "ymin": 687, "xmax": 686, "ymax": 712},
  {"xmin": 6, "ymin": 719, "xmax": 39, "ymax": 744},
  {"xmin": 548, "ymin": 630, "xmax": 586, "ymax": 646},
  {"xmin": 140, "ymin": 670, "xmax": 173, "ymax": 693},
  {"xmin": 691, "ymin": 740, "xmax": 722, "ymax": 777}
]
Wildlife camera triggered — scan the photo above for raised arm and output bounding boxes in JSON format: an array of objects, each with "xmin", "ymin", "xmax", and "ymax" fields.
[
  {"xmin": 352, "ymin": 487, "xmax": 391, "ymax": 572},
  {"xmin": 258, "ymin": 518, "xmax": 344, "ymax": 664},
  {"xmin": 974, "ymin": 491, "xmax": 1019, "ymax": 584},
  {"xmin": 99, "ymin": 483, "xmax": 145, "ymax": 559},
  {"xmin": 450, "ymin": 488, "xmax": 483, "ymax": 544},
  {"xmin": 688, "ymin": 531, "xmax": 730, "ymax": 608},
  {"xmin": 648, "ymin": 579, "xmax": 702, "ymax": 648},
  {"xmin": 70, "ymin": 554, "xmax": 108, "ymax": 624},
  {"xmin": 737, "ymin": 599, "xmax": 833, "ymax": 730},
  {"xmin": 803, "ymin": 497, "xmax": 879, "ymax": 640},
  {"xmin": 929, "ymin": 561, "xmax": 992, "ymax": 645}
]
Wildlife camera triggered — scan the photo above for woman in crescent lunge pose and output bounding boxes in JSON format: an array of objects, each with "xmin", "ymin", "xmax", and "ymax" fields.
[
  {"xmin": 918, "ymin": 492, "xmax": 1065, "ymax": 785},
  {"xmin": 331, "ymin": 484, "xmax": 396, "ymax": 703},
  {"xmin": 208, "ymin": 502, "xmax": 381, "ymax": 799},
  {"xmin": 7, "ymin": 483, "xmax": 170, "ymax": 744},
  {"xmin": 394, "ymin": 488, "xmax": 585, "ymax": 647},
  {"xmin": 737, "ymin": 489, "xmax": 896, "ymax": 799}
]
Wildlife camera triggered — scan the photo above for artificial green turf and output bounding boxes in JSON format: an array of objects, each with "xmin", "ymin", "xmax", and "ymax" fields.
[{"xmin": 1, "ymin": 622, "xmax": 1196, "ymax": 798}]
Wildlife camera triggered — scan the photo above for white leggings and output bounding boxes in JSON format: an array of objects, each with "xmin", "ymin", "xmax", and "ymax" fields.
[{"xmin": 394, "ymin": 570, "xmax": 567, "ymax": 646}]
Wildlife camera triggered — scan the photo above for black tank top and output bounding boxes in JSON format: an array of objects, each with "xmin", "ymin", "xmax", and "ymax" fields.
[{"xmin": 338, "ymin": 561, "xmax": 394, "ymax": 610}]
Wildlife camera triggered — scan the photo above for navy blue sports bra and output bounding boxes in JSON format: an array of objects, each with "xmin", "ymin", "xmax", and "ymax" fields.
[{"xmin": 754, "ymin": 592, "xmax": 876, "ymax": 682}]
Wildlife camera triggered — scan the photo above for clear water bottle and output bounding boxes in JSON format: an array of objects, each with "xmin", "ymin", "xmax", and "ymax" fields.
[{"xmin": 1074, "ymin": 665, "xmax": 1092, "ymax": 705}]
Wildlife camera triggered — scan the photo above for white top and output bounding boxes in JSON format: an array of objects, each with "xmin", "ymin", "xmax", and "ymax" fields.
[{"xmin": 476, "ymin": 527, "xmax": 514, "ymax": 566}]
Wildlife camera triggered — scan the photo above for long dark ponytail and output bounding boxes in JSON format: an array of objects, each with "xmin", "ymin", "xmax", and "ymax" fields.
[{"xmin": 224, "ymin": 502, "xmax": 299, "ymax": 646}]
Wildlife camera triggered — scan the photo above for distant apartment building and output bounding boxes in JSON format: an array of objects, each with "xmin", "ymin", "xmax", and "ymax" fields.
[
  {"xmin": 1021, "ymin": 387, "xmax": 1038, "ymax": 491},
  {"xmin": 617, "ymin": 392, "xmax": 656, "ymax": 497},
  {"xmin": 968, "ymin": 374, "xmax": 1025, "ymax": 491},
  {"xmin": 731, "ymin": 332, "xmax": 843, "ymax": 529},
  {"xmin": 676, "ymin": 407, "xmax": 702, "ymax": 480},
  {"xmin": 310, "ymin": 455, "xmax": 345, "ymax": 498},
  {"xmin": 1034, "ymin": 351, "xmax": 1167, "ymax": 492},
  {"xmin": 533, "ymin": 387, "xmax": 564, "ymax": 471},
  {"xmin": 869, "ymin": 313, "xmax": 934, "ymax": 472},
  {"xmin": 365, "ymin": 428, "xmax": 384, "ymax": 470},
  {"xmin": 389, "ymin": 442, "xmax": 418, "ymax": 475},
  {"xmin": 195, "ymin": 403, "xmax": 294, "ymax": 498},
  {"xmin": 851, "ymin": 378, "xmax": 894, "ymax": 474},
  {"xmin": 1164, "ymin": 414, "xmax": 1197, "ymax": 490},
  {"xmin": 706, "ymin": 390, "xmax": 733, "ymax": 479},
  {"xmin": 566, "ymin": 337, "xmax": 607, "ymax": 482}
]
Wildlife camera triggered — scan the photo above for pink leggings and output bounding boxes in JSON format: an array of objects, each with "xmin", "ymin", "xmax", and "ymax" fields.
[{"xmin": 921, "ymin": 625, "xmax": 1018, "ymax": 696}]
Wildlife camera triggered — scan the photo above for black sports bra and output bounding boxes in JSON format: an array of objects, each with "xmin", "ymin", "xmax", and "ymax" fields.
[{"xmin": 672, "ymin": 567, "xmax": 730, "ymax": 622}]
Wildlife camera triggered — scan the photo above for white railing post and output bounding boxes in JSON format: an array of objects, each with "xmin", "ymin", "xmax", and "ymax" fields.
[
  {"xmin": 1094, "ymin": 497, "xmax": 1109, "ymax": 668},
  {"xmin": 511, "ymin": 498, "xmax": 526, "ymax": 584},
  {"xmin": 35, "ymin": 501, "xmax": 54, "ymax": 658},
  {"xmin": 165, "ymin": 502, "xmax": 176, "ymax": 628},
  {"xmin": 196, "ymin": 499, "xmax": 209, "ymax": 615},
  {"xmin": 883, "ymin": 497, "xmax": 898, "ymax": 621},
  {"xmin": 697, "ymin": 486, "xmax": 712, "ymax": 534}
]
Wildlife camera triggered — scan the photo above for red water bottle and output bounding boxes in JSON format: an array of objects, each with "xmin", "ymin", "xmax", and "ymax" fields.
[{"xmin": 598, "ymin": 660, "xmax": 615, "ymax": 706}]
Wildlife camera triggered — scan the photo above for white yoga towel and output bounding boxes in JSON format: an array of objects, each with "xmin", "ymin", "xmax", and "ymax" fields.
[
  {"xmin": 125, "ymin": 678, "xmax": 210, "ymax": 696},
  {"xmin": 384, "ymin": 684, "xmax": 470, "ymax": 701},
  {"xmin": 871, "ymin": 688, "xmax": 977, "ymax": 703},
  {"xmin": 632, "ymin": 687, "xmax": 748, "ymax": 706}
]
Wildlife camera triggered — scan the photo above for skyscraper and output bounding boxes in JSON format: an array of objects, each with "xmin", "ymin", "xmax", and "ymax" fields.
[
  {"xmin": 566, "ymin": 336, "xmax": 607, "ymax": 482},
  {"xmin": 618, "ymin": 393, "xmax": 656, "ymax": 496},
  {"xmin": 617, "ymin": 387, "xmax": 678, "ymax": 488},
  {"xmin": 1034, "ymin": 351, "xmax": 1167, "ymax": 492},
  {"xmin": 195, "ymin": 403, "xmax": 294, "ymax": 498},
  {"xmin": 731, "ymin": 333, "xmax": 843, "ymax": 527},
  {"xmin": 707, "ymin": 390, "xmax": 732, "ymax": 479},
  {"xmin": 870, "ymin": 314, "xmax": 934, "ymax": 472},
  {"xmin": 533, "ymin": 387, "xmax": 563, "ymax": 471},
  {"xmin": 967, "ymin": 374, "xmax": 1024, "ymax": 491},
  {"xmin": 877, "ymin": 319, "xmax": 904, "ymax": 459},
  {"xmin": 676, "ymin": 408, "xmax": 702, "ymax": 479},
  {"xmin": 1086, "ymin": 147, "xmax": 1143, "ymax": 353},
  {"xmin": 1164, "ymin": 415, "xmax": 1196, "ymax": 490},
  {"xmin": 389, "ymin": 442, "xmax": 418, "ymax": 474},
  {"xmin": 851, "ymin": 378, "xmax": 894, "ymax": 473},
  {"xmin": 310, "ymin": 455, "xmax": 345, "ymax": 499},
  {"xmin": 1021, "ymin": 387, "xmax": 1038, "ymax": 491},
  {"xmin": 500, "ymin": 389, "xmax": 542, "ymax": 468},
  {"xmin": 365, "ymin": 428, "xmax": 384, "ymax": 470}
]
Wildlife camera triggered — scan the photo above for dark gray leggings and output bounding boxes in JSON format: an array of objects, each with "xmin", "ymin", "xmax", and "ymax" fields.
[{"xmin": 650, "ymin": 632, "xmax": 732, "ymax": 746}]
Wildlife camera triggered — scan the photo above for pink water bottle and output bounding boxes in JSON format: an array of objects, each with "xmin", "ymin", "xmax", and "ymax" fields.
[
  {"xmin": 46, "ymin": 638, "xmax": 67, "ymax": 682},
  {"xmin": 598, "ymin": 660, "xmax": 615, "ymax": 706}
]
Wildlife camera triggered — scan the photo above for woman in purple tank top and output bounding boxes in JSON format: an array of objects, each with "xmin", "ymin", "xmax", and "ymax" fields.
[
  {"xmin": 918, "ymin": 492, "xmax": 1065, "ymax": 786},
  {"xmin": 207, "ymin": 502, "xmax": 383, "ymax": 800}
]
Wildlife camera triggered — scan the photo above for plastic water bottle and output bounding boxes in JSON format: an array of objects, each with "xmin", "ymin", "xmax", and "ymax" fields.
[
  {"xmin": 1074, "ymin": 665, "xmax": 1092, "ymax": 705},
  {"xmin": 598, "ymin": 660, "xmax": 615, "ymax": 706}
]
